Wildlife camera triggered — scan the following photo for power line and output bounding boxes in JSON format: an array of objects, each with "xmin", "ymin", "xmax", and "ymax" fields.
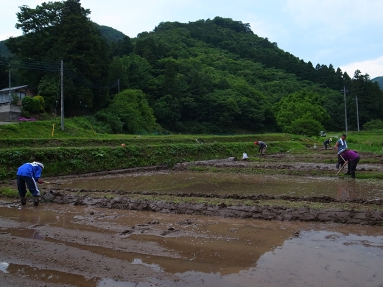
[{"xmin": 1, "ymin": 58, "xmax": 118, "ymax": 90}]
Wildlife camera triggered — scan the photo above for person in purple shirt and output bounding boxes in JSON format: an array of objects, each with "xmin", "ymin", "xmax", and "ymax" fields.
[{"xmin": 339, "ymin": 150, "xmax": 360, "ymax": 178}]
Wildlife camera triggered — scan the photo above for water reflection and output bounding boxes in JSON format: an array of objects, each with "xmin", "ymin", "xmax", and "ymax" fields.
[
  {"xmin": 96, "ymin": 230, "xmax": 383, "ymax": 287},
  {"xmin": 0, "ymin": 262, "xmax": 9, "ymax": 273},
  {"xmin": 1, "ymin": 204, "xmax": 383, "ymax": 287}
]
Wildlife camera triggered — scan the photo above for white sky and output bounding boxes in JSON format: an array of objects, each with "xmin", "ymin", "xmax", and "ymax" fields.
[{"xmin": 1, "ymin": 0, "xmax": 383, "ymax": 78}]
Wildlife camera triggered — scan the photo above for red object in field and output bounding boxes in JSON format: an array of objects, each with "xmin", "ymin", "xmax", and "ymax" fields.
[{"xmin": 254, "ymin": 141, "xmax": 258, "ymax": 145}]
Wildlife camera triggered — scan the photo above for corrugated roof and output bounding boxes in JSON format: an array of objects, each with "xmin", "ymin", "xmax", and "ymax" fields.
[{"xmin": 0, "ymin": 85, "xmax": 30, "ymax": 92}]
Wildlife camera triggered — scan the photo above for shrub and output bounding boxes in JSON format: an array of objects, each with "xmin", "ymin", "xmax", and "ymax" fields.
[
  {"xmin": 34, "ymin": 95, "xmax": 45, "ymax": 112},
  {"xmin": 290, "ymin": 117, "xmax": 323, "ymax": 137},
  {"xmin": 363, "ymin": 119, "xmax": 383, "ymax": 130},
  {"xmin": 22, "ymin": 96, "xmax": 40, "ymax": 114}
]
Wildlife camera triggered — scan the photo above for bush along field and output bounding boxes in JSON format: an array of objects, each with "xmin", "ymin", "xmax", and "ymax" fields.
[
  {"xmin": 1, "ymin": 119, "xmax": 382, "ymax": 180},
  {"xmin": 0, "ymin": 139, "xmax": 309, "ymax": 180}
]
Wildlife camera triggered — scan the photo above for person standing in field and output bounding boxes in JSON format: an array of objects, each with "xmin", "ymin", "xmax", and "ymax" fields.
[
  {"xmin": 334, "ymin": 134, "xmax": 348, "ymax": 169},
  {"xmin": 254, "ymin": 141, "xmax": 267, "ymax": 156},
  {"xmin": 334, "ymin": 134, "xmax": 348, "ymax": 153},
  {"xmin": 16, "ymin": 161, "xmax": 45, "ymax": 206}
]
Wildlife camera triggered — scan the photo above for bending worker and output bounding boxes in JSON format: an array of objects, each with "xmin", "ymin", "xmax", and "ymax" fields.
[
  {"xmin": 338, "ymin": 150, "xmax": 360, "ymax": 178},
  {"xmin": 323, "ymin": 138, "xmax": 332, "ymax": 149},
  {"xmin": 16, "ymin": 161, "xmax": 45, "ymax": 206},
  {"xmin": 254, "ymin": 141, "xmax": 267, "ymax": 156}
]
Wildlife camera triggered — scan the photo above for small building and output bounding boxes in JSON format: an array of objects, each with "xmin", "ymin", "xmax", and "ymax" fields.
[{"xmin": 0, "ymin": 85, "xmax": 36, "ymax": 121}]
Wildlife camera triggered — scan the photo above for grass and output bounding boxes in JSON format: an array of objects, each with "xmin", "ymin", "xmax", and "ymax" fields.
[{"xmin": 0, "ymin": 187, "xmax": 21, "ymax": 198}]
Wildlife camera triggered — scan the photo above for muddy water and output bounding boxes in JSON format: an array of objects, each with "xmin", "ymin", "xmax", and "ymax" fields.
[
  {"xmin": 58, "ymin": 171, "xmax": 383, "ymax": 200},
  {"xmin": 0, "ymin": 204, "xmax": 382, "ymax": 287}
]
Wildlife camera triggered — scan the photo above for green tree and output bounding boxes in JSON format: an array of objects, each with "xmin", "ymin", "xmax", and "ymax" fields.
[
  {"xmin": 0, "ymin": 56, "xmax": 8, "ymax": 88},
  {"xmin": 275, "ymin": 89, "xmax": 330, "ymax": 134},
  {"xmin": 103, "ymin": 89, "xmax": 157, "ymax": 133},
  {"xmin": 7, "ymin": 0, "xmax": 110, "ymax": 115},
  {"xmin": 348, "ymin": 70, "xmax": 383, "ymax": 129},
  {"xmin": 153, "ymin": 94, "xmax": 181, "ymax": 129},
  {"xmin": 22, "ymin": 96, "xmax": 39, "ymax": 115}
]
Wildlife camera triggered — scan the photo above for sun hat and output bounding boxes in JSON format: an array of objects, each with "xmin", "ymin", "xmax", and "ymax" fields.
[{"xmin": 33, "ymin": 161, "xmax": 44, "ymax": 169}]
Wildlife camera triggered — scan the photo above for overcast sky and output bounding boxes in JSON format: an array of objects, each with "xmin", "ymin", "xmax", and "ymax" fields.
[{"xmin": 1, "ymin": 0, "xmax": 383, "ymax": 78}]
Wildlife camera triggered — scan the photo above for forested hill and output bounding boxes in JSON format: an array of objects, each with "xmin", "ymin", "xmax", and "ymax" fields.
[
  {"xmin": 112, "ymin": 17, "xmax": 381, "ymax": 133},
  {"xmin": 150, "ymin": 19, "xmax": 345, "ymax": 90},
  {"xmin": 372, "ymin": 76, "xmax": 383, "ymax": 90},
  {"xmin": 1, "ymin": 5, "xmax": 382, "ymax": 134},
  {"xmin": 0, "ymin": 23, "xmax": 125, "ymax": 57}
]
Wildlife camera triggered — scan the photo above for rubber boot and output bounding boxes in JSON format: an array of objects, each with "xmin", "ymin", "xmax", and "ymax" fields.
[
  {"xmin": 20, "ymin": 197, "xmax": 26, "ymax": 205},
  {"xmin": 344, "ymin": 171, "xmax": 351, "ymax": 175},
  {"xmin": 351, "ymin": 172, "xmax": 356, "ymax": 179},
  {"xmin": 33, "ymin": 196, "xmax": 40, "ymax": 207}
]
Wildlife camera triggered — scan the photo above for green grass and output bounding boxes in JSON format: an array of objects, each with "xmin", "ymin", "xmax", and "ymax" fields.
[{"xmin": 0, "ymin": 187, "xmax": 21, "ymax": 198}]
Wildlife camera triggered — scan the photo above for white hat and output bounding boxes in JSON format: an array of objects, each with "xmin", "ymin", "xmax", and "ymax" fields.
[{"xmin": 33, "ymin": 161, "xmax": 44, "ymax": 169}]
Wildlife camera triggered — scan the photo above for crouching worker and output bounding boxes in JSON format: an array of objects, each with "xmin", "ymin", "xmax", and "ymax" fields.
[
  {"xmin": 339, "ymin": 150, "xmax": 360, "ymax": 178},
  {"xmin": 323, "ymin": 138, "xmax": 332, "ymax": 149},
  {"xmin": 254, "ymin": 141, "xmax": 267, "ymax": 156},
  {"xmin": 16, "ymin": 161, "xmax": 44, "ymax": 206}
]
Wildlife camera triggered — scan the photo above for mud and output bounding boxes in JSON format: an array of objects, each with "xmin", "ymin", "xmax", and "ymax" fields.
[
  {"xmin": 25, "ymin": 190, "xmax": 379, "ymax": 225},
  {"xmin": 1, "ymin": 152, "xmax": 383, "ymax": 286},
  {"xmin": 55, "ymin": 170, "xmax": 383, "ymax": 201},
  {"xmin": 1, "ymin": 204, "xmax": 382, "ymax": 287}
]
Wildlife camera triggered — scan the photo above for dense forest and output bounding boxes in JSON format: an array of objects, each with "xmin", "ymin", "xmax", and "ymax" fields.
[{"xmin": 0, "ymin": 0, "xmax": 382, "ymax": 134}]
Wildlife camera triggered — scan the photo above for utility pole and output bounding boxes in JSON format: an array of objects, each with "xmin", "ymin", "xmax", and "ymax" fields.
[
  {"xmin": 341, "ymin": 85, "xmax": 349, "ymax": 135},
  {"xmin": 355, "ymin": 95, "xmax": 360, "ymax": 132},
  {"xmin": 8, "ymin": 69, "xmax": 11, "ymax": 121},
  {"xmin": 60, "ymin": 60, "xmax": 64, "ymax": 131}
]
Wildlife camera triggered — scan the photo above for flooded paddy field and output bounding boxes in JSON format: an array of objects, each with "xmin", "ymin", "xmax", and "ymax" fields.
[
  {"xmin": 57, "ymin": 170, "xmax": 383, "ymax": 201},
  {"xmin": 1, "ymin": 152, "xmax": 383, "ymax": 286},
  {"xmin": 0, "ymin": 204, "xmax": 382, "ymax": 287}
]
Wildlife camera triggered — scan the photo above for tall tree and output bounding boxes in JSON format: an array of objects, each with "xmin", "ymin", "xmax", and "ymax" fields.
[
  {"xmin": 348, "ymin": 70, "xmax": 383, "ymax": 129},
  {"xmin": 6, "ymin": 0, "xmax": 110, "ymax": 115}
]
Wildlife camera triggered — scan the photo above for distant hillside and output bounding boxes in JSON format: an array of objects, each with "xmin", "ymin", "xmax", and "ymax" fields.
[
  {"xmin": 372, "ymin": 76, "xmax": 383, "ymax": 90},
  {"xmin": 2, "ymin": 15, "xmax": 382, "ymax": 134},
  {"xmin": 0, "ymin": 41, "xmax": 11, "ymax": 57},
  {"xmin": 95, "ymin": 24, "xmax": 127, "ymax": 43}
]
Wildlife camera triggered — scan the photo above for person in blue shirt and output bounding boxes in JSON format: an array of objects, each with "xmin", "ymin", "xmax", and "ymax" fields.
[
  {"xmin": 335, "ymin": 134, "xmax": 348, "ymax": 154},
  {"xmin": 334, "ymin": 134, "xmax": 350, "ymax": 174},
  {"xmin": 16, "ymin": 161, "xmax": 45, "ymax": 206}
]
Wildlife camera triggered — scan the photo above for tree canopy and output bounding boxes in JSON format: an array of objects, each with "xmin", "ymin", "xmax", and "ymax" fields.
[
  {"xmin": 275, "ymin": 90, "xmax": 330, "ymax": 136},
  {"xmin": 6, "ymin": 0, "xmax": 110, "ymax": 116},
  {"xmin": 2, "ymin": 8, "xmax": 382, "ymax": 134}
]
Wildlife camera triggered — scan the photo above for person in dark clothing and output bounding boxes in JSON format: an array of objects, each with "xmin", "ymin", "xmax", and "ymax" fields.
[
  {"xmin": 338, "ymin": 150, "xmax": 360, "ymax": 178},
  {"xmin": 254, "ymin": 141, "xmax": 267, "ymax": 155},
  {"xmin": 323, "ymin": 138, "xmax": 332, "ymax": 149},
  {"xmin": 16, "ymin": 161, "xmax": 45, "ymax": 206}
]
